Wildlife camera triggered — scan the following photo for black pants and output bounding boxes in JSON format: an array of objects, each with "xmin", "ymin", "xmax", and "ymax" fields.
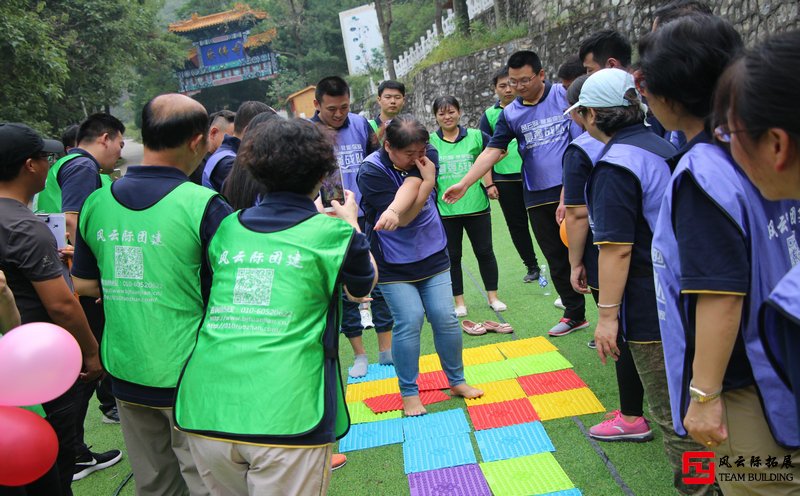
[
  {"xmin": 528, "ymin": 202, "xmax": 585, "ymax": 321},
  {"xmin": 442, "ymin": 213, "xmax": 499, "ymax": 296},
  {"xmin": 495, "ymin": 180, "xmax": 539, "ymax": 270},
  {"xmin": 590, "ymin": 289, "xmax": 644, "ymax": 417},
  {"xmin": 73, "ymin": 297, "xmax": 114, "ymax": 459}
]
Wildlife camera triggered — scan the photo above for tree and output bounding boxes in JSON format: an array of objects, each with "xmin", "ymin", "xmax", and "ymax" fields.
[
  {"xmin": 452, "ymin": 0, "xmax": 470, "ymax": 36},
  {"xmin": 374, "ymin": 0, "xmax": 396, "ymax": 80},
  {"xmin": 434, "ymin": 0, "xmax": 445, "ymax": 37}
]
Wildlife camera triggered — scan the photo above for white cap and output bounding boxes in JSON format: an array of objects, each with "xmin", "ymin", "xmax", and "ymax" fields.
[{"xmin": 564, "ymin": 68, "xmax": 640, "ymax": 115}]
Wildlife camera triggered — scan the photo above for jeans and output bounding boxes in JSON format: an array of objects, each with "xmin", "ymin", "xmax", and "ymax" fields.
[{"xmin": 379, "ymin": 271, "xmax": 465, "ymax": 396}]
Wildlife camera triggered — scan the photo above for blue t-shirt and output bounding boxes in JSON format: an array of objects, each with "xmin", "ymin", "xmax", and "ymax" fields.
[
  {"xmin": 72, "ymin": 165, "xmax": 233, "ymax": 407},
  {"xmin": 357, "ymin": 148, "xmax": 449, "ymax": 283},
  {"xmin": 58, "ymin": 147, "xmax": 105, "ymax": 213}
]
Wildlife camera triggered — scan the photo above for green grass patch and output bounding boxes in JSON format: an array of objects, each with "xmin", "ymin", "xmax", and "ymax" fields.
[
  {"xmin": 409, "ymin": 22, "xmax": 528, "ymax": 80},
  {"xmin": 76, "ymin": 207, "xmax": 675, "ymax": 495}
]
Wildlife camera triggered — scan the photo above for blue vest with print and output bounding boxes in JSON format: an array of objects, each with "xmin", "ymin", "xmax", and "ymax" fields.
[
  {"xmin": 334, "ymin": 114, "xmax": 372, "ymax": 214},
  {"xmin": 361, "ymin": 151, "xmax": 447, "ymax": 265},
  {"xmin": 202, "ymin": 148, "xmax": 236, "ymax": 191},
  {"xmin": 586, "ymin": 131, "xmax": 673, "ymax": 341},
  {"xmin": 564, "ymin": 132, "xmax": 605, "ymax": 288},
  {"xmin": 502, "ymin": 84, "xmax": 582, "ymax": 192},
  {"xmin": 652, "ymin": 143, "xmax": 800, "ymax": 448}
]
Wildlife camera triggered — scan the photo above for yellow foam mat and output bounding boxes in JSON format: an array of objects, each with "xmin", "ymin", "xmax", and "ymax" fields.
[
  {"xmin": 465, "ymin": 379, "xmax": 528, "ymax": 406},
  {"xmin": 419, "ymin": 353, "xmax": 443, "ymax": 373},
  {"xmin": 528, "ymin": 387, "xmax": 605, "ymax": 421},
  {"xmin": 462, "ymin": 344, "xmax": 506, "ymax": 366},
  {"xmin": 345, "ymin": 377, "xmax": 400, "ymax": 403},
  {"xmin": 495, "ymin": 337, "xmax": 558, "ymax": 359}
]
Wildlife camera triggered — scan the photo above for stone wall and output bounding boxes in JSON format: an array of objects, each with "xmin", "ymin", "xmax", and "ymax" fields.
[{"xmin": 410, "ymin": 0, "xmax": 798, "ymax": 130}]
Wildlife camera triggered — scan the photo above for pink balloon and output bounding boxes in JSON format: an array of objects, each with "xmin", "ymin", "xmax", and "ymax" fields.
[{"xmin": 0, "ymin": 323, "xmax": 82, "ymax": 406}]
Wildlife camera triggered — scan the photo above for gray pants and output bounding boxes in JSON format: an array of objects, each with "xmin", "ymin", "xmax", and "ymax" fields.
[
  {"xmin": 117, "ymin": 400, "xmax": 208, "ymax": 496},
  {"xmin": 187, "ymin": 435, "xmax": 332, "ymax": 496}
]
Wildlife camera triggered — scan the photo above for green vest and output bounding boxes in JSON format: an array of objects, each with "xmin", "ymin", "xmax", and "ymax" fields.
[
  {"xmin": 368, "ymin": 119, "xmax": 379, "ymax": 133},
  {"xmin": 430, "ymin": 129, "xmax": 489, "ymax": 217},
  {"xmin": 80, "ymin": 182, "xmax": 217, "ymax": 387},
  {"xmin": 175, "ymin": 213, "xmax": 353, "ymax": 439},
  {"xmin": 35, "ymin": 153, "xmax": 111, "ymax": 213},
  {"xmin": 484, "ymin": 105, "xmax": 523, "ymax": 176}
]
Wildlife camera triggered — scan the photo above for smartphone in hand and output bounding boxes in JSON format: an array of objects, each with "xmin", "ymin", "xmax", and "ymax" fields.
[{"xmin": 319, "ymin": 167, "xmax": 345, "ymax": 212}]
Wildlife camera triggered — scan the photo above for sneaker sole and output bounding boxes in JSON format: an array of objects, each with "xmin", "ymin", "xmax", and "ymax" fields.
[
  {"xmin": 332, "ymin": 459, "xmax": 347, "ymax": 471},
  {"xmin": 101, "ymin": 416, "xmax": 120, "ymax": 424},
  {"xmin": 589, "ymin": 431, "xmax": 654, "ymax": 443},
  {"xmin": 72, "ymin": 452, "xmax": 123, "ymax": 481},
  {"xmin": 548, "ymin": 321, "xmax": 590, "ymax": 337}
]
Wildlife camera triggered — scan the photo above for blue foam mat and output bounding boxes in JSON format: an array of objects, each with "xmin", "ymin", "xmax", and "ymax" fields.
[
  {"xmin": 347, "ymin": 363, "xmax": 398, "ymax": 384},
  {"xmin": 403, "ymin": 432, "xmax": 477, "ymax": 474},
  {"xmin": 474, "ymin": 421, "xmax": 555, "ymax": 462},
  {"xmin": 540, "ymin": 489, "xmax": 582, "ymax": 496},
  {"xmin": 403, "ymin": 408, "xmax": 471, "ymax": 441},
  {"xmin": 338, "ymin": 417, "xmax": 404, "ymax": 452}
]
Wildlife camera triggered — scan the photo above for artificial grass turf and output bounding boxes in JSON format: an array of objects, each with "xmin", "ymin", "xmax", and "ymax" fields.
[{"xmin": 75, "ymin": 207, "xmax": 676, "ymax": 496}]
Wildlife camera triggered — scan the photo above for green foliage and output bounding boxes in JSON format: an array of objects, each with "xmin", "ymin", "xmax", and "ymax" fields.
[
  {"xmin": 409, "ymin": 22, "xmax": 528, "ymax": 79},
  {"xmin": 390, "ymin": 0, "xmax": 436, "ymax": 55},
  {"xmin": 0, "ymin": 0, "xmax": 68, "ymax": 134}
]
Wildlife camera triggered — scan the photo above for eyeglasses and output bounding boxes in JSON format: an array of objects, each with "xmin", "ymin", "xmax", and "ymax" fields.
[
  {"xmin": 713, "ymin": 124, "xmax": 750, "ymax": 143},
  {"xmin": 35, "ymin": 152, "xmax": 57, "ymax": 165},
  {"xmin": 508, "ymin": 77, "xmax": 534, "ymax": 87}
]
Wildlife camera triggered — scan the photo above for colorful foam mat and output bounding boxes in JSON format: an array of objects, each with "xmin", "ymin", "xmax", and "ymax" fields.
[
  {"xmin": 474, "ymin": 421, "xmax": 555, "ymax": 462},
  {"xmin": 338, "ymin": 417, "xmax": 404, "ymax": 452},
  {"xmin": 407, "ymin": 464, "xmax": 491, "ymax": 496},
  {"xmin": 467, "ymin": 397, "xmax": 540, "ymax": 431},
  {"xmin": 417, "ymin": 370, "xmax": 450, "ymax": 391},
  {"xmin": 540, "ymin": 489, "xmax": 582, "ymax": 496},
  {"xmin": 402, "ymin": 408, "xmax": 471, "ymax": 441},
  {"xmin": 347, "ymin": 401, "xmax": 402, "ymax": 424},
  {"xmin": 517, "ymin": 369, "xmax": 587, "ymax": 396},
  {"xmin": 345, "ymin": 377, "xmax": 400, "ymax": 403},
  {"xmin": 505, "ymin": 351, "xmax": 572, "ymax": 377},
  {"xmin": 403, "ymin": 432, "xmax": 477, "ymax": 474},
  {"xmin": 463, "ymin": 360, "xmax": 518, "ymax": 385},
  {"xmin": 495, "ymin": 336, "xmax": 558, "ymax": 359},
  {"xmin": 418, "ymin": 353, "xmax": 443, "ymax": 373},
  {"xmin": 347, "ymin": 363, "xmax": 397, "ymax": 384},
  {"xmin": 528, "ymin": 387, "xmax": 605, "ymax": 421},
  {"xmin": 479, "ymin": 452, "xmax": 575, "ymax": 496},
  {"xmin": 364, "ymin": 390, "xmax": 450, "ymax": 414},
  {"xmin": 462, "ymin": 344, "xmax": 506, "ymax": 366},
  {"xmin": 464, "ymin": 379, "xmax": 527, "ymax": 406}
]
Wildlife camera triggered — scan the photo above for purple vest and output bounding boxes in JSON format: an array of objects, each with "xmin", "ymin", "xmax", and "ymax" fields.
[
  {"xmin": 503, "ymin": 84, "xmax": 582, "ymax": 192},
  {"xmin": 652, "ymin": 143, "xmax": 800, "ymax": 448},
  {"xmin": 569, "ymin": 132, "xmax": 605, "ymax": 166},
  {"xmin": 761, "ymin": 263, "xmax": 800, "ymax": 377},
  {"xmin": 362, "ymin": 151, "xmax": 448, "ymax": 265},
  {"xmin": 201, "ymin": 148, "xmax": 236, "ymax": 191},
  {"xmin": 334, "ymin": 114, "xmax": 372, "ymax": 213}
]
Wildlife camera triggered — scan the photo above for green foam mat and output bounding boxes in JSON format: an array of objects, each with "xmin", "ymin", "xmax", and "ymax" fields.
[
  {"xmin": 505, "ymin": 352, "xmax": 572, "ymax": 377},
  {"xmin": 348, "ymin": 401, "xmax": 402, "ymax": 424},
  {"xmin": 464, "ymin": 359, "xmax": 518, "ymax": 385},
  {"xmin": 480, "ymin": 452, "xmax": 575, "ymax": 496}
]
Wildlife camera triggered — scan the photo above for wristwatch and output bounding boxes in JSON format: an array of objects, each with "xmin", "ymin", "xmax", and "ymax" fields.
[{"xmin": 689, "ymin": 383, "xmax": 722, "ymax": 403}]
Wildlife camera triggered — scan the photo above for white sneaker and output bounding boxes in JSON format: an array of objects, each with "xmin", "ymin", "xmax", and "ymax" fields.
[
  {"xmin": 554, "ymin": 297, "xmax": 566, "ymax": 310},
  {"xmin": 360, "ymin": 309, "xmax": 374, "ymax": 329},
  {"xmin": 454, "ymin": 305, "xmax": 468, "ymax": 317},
  {"xmin": 489, "ymin": 300, "xmax": 507, "ymax": 312}
]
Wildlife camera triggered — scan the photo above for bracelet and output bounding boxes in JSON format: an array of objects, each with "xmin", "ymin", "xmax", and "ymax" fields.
[
  {"xmin": 597, "ymin": 302, "xmax": 621, "ymax": 308},
  {"xmin": 387, "ymin": 207, "xmax": 399, "ymax": 216},
  {"xmin": 689, "ymin": 383, "xmax": 723, "ymax": 403},
  {"xmin": 485, "ymin": 183, "xmax": 497, "ymax": 189}
]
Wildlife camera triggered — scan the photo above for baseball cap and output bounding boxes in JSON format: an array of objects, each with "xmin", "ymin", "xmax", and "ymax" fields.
[
  {"xmin": 0, "ymin": 123, "xmax": 63, "ymax": 167},
  {"xmin": 564, "ymin": 68, "xmax": 639, "ymax": 114}
]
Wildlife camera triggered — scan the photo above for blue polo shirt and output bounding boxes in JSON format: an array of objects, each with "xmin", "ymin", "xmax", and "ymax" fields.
[
  {"xmin": 72, "ymin": 165, "xmax": 233, "ymax": 407},
  {"xmin": 58, "ymin": 148, "xmax": 105, "ymax": 213},
  {"xmin": 209, "ymin": 135, "xmax": 240, "ymax": 193}
]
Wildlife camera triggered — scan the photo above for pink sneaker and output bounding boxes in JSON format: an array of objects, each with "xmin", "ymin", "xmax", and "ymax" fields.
[{"xmin": 589, "ymin": 410, "xmax": 653, "ymax": 442}]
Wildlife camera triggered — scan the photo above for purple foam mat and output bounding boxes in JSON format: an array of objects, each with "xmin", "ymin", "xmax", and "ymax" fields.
[{"xmin": 408, "ymin": 464, "xmax": 492, "ymax": 496}]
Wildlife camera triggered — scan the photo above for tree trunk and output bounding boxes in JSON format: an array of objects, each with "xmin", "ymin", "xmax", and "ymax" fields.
[
  {"xmin": 434, "ymin": 0, "xmax": 444, "ymax": 36},
  {"xmin": 452, "ymin": 0, "xmax": 470, "ymax": 36},
  {"xmin": 493, "ymin": 0, "xmax": 504, "ymax": 28},
  {"xmin": 287, "ymin": 0, "xmax": 306, "ymax": 75},
  {"xmin": 374, "ymin": 0, "xmax": 396, "ymax": 80}
]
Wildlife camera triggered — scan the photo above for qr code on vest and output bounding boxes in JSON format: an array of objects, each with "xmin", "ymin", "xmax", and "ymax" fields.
[
  {"xmin": 114, "ymin": 246, "xmax": 143, "ymax": 280},
  {"xmin": 233, "ymin": 268, "xmax": 274, "ymax": 306}
]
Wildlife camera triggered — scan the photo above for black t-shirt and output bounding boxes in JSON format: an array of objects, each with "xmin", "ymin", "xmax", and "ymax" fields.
[{"xmin": 0, "ymin": 198, "xmax": 68, "ymax": 324}]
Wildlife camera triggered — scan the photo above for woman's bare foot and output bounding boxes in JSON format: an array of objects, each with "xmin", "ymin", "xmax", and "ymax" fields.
[
  {"xmin": 402, "ymin": 395, "xmax": 427, "ymax": 416},
  {"xmin": 451, "ymin": 383, "xmax": 484, "ymax": 399}
]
